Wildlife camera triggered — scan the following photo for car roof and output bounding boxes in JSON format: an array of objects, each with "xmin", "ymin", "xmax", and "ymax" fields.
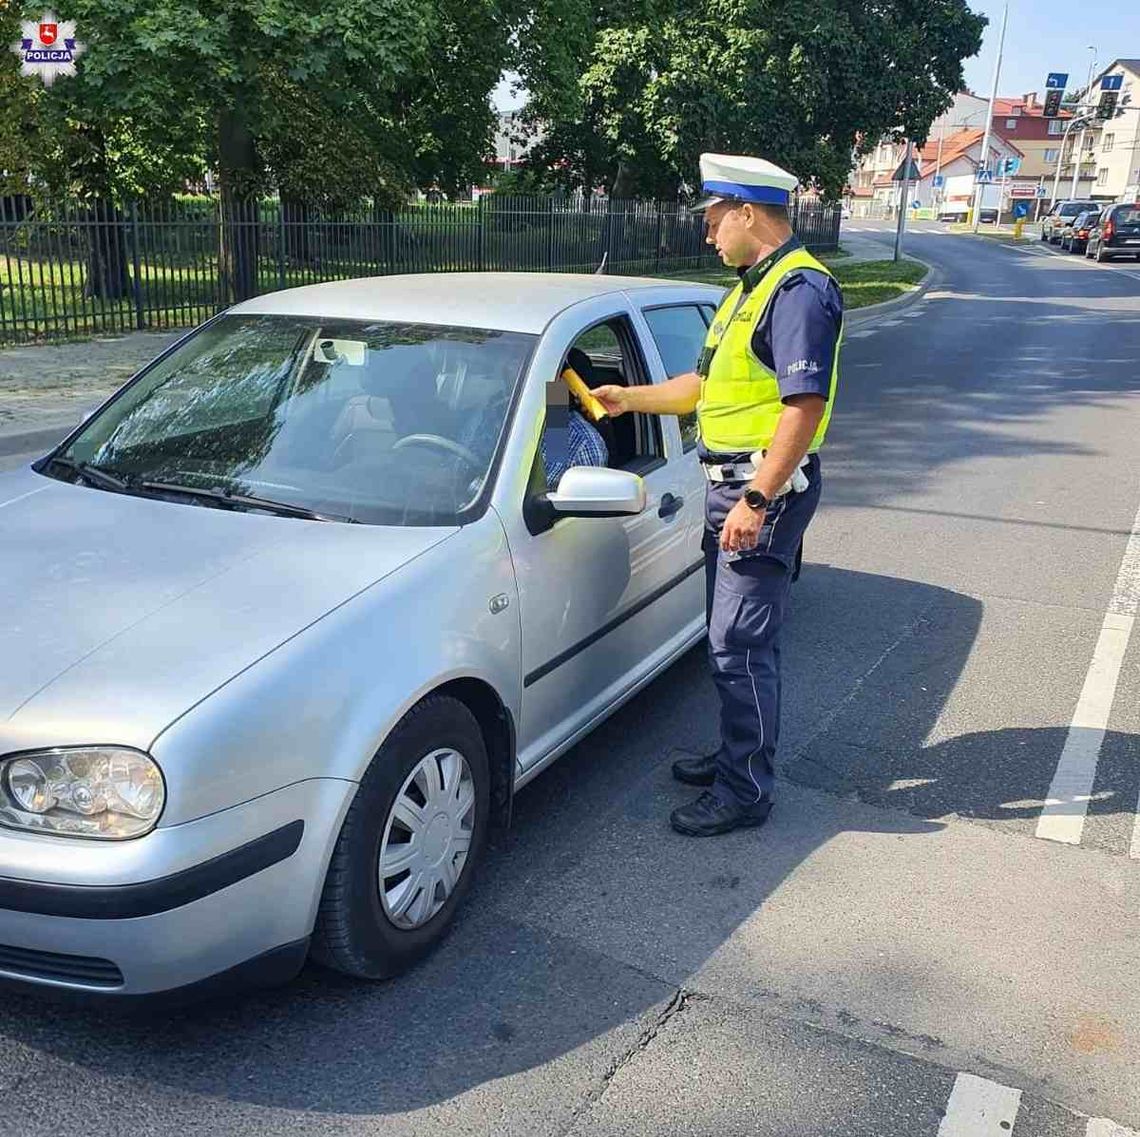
[{"xmin": 229, "ymin": 272, "xmax": 724, "ymax": 334}]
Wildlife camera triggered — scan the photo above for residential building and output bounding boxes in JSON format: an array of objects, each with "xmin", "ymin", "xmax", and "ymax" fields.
[
  {"xmin": 1084, "ymin": 59, "xmax": 1140, "ymax": 202},
  {"xmin": 991, "ymin": 92, "xmax": 1097, "ymax": 196},
  {"xmin": 846, "ymin": 88, "xmax": 1089, "ymax": 215}
]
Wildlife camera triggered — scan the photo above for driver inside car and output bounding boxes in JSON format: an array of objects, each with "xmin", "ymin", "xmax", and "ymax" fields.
[{"xmin": 456, "ymin": 348, "xmax": 609, "ymax": 490}]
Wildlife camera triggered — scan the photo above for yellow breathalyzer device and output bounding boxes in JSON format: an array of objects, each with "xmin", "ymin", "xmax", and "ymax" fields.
[{"xmin": 561, "ymin": 366, "xmax": 608, "ymax": 423}]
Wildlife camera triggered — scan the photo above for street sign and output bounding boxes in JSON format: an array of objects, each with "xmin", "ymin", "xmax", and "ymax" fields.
[
  {"xmin": 976, "ymin": 168, "xmax": 994, "ymax": 184},
  {"xmin": 932, "ymin": 174, "xmax": 945, "ymax": 189},
  {"xmin": 1012, "ymin": 200, "xmax": 1031, "ymax": 220},
  {"xmin": 1045, "ymin": 72, "xmax": 1069, "ymax": 89},
  {"xmin": 1035, "ymin": 184, "xmax": 1049, "ymax": 198},
  {"xmin": 1101, "ymin": 74, "xmax": 1124, "ymax": 91},
  {"xmin": 892, "ymin": 157, "xmax": 921, "ymax": 182},
  {"xmin": 1007, "ymin": 182, "xmax": 1037, "ymax": 198},
  {"xmin": 999, "ymin": 156, "xmax": 1022, "ymax": 177}
]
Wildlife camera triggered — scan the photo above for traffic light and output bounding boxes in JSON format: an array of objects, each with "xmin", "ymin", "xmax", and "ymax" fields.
[
  {"xmin": 1097, "ymin": 90, "xmax": 1120, "ymax": 120},
  {"xmin": 1043, "ymin": 88, "xmax": 1063, "ymax": 118}
]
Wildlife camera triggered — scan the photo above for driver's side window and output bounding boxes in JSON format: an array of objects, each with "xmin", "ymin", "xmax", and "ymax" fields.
[{"xmin": 546, "ymin": 316, "xmax": 663, "ymax": 486}]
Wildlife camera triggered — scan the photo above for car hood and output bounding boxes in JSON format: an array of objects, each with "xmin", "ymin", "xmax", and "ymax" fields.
[{"xmin": 0, "ymin": 469, "xmax": 455, "ymax": 751}]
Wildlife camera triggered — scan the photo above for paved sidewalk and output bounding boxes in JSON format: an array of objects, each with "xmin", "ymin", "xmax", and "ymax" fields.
[{"xmin": 0, "ymin": 330, "xmax": 183, "ymax": 439}]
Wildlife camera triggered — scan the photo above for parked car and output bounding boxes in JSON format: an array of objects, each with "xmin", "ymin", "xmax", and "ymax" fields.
[
  {"xmin": 1041, "ymin": 199, "xmax": 1099, "ymax": 244},
  {"xmin": 0, "ymin": 272, "xmax": 724, "ymax": 999},
  {"xmin": 1060, "ymin": 209, "xmax": 1101, "ymax": 253},
  {"xmin": 1085, "ymin": 202, "xmax": 1140, "ymax": 261}
]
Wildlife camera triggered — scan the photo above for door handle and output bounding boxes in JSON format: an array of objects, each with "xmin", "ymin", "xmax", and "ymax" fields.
[{"xmin": 658, "ymin": 492, "xmax": 684, "ymax": 518}]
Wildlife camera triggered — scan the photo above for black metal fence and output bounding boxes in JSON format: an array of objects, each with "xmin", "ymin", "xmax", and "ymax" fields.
[{"xmin": 0, "ymin": 193, "xmax": 841, "ymax": 345}]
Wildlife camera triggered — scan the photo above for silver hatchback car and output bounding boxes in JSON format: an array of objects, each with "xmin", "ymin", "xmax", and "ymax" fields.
[{"xmin": 0, "ymin": 272, "xmax": 722, "ymax": 998}]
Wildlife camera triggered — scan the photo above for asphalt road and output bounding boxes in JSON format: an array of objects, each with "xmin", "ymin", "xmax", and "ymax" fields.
[{"xmin": 1, "ymin": 225, "xmax": 1138, "ymax": 1136}]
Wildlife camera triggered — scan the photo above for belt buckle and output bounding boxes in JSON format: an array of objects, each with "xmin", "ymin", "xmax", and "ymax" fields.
[{"xmin": 719, "ymin": 464, "xmax": 735, "ymax": 481}]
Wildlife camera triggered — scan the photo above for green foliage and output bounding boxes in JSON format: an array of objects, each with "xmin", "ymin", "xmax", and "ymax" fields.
[
  {"xmin": 517, "ymin": 0, "xmax": 987, "ymax": 198},
  {"xmin": 2, "ymin": 0, "xmax": 511, "ymax": 204}
]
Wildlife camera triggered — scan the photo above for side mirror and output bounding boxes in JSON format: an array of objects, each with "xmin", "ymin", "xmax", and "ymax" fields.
[{"xmin": 546, "ymin": 467, "xmax": 646, "ymax": 517}]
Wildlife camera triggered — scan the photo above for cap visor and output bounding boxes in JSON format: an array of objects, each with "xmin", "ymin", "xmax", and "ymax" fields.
[{"xmin": 691, "ymin": 195, "xmax": 726, "ymax": 213}]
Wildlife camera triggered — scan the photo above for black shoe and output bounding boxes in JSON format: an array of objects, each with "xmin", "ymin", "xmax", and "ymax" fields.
[
  {"xmin": 670, "ymin": 791, "xmax": 773, "ymax": 837},
  {"xmin": 671, "ymin": 751, "xmax": 717, "ymax": 786}
]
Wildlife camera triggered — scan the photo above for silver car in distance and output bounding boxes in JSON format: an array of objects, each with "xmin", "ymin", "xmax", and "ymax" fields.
[{"xmin": 0, "ymin": 272, "xmax": 722, "ymax": 998}]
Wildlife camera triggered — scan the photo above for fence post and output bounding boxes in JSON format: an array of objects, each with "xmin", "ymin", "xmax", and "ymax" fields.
[
  {"xmin": 277, "ymin": 198, "xmax": 286, "ymax": 290},
  {"xmin": 477, "ymin": 195, "xmax": 485, "ymax": 271},
  {"xmin": 129, "ymin": 200, "xmax": 145, "ymax": 331},
  {"xmin": 546, "ymin": 197, "xmax": 555, "ymax": 271},
  {"xmin": 654, "ymin": 203, "xmax": 663, "ymax": 274}
]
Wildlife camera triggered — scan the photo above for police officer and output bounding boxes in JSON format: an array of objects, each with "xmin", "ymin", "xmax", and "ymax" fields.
[{"xmin": 593, "ymin": 153, "xmax": 843, "ymax": 836}]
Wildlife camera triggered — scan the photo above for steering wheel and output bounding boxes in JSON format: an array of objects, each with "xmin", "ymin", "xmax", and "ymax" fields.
[{"xmin": 392, "ymin": 433, "xmax": 483, "ymax": 469}]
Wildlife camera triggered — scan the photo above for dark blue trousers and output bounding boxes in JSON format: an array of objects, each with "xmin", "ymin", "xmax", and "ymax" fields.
[{"xmin": 702, "ymin": 454, "xmax": 821, "ymax": 808}]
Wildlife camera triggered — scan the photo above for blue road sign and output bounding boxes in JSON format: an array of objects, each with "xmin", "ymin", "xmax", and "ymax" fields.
[
  {"xmin": 976, "ymin": 168, "xmax": 994, "ymax": 184},
  {"xmin": 932, "ymin": 174, "xmax": 945, "ymax": 189},
  {"xmin": 1046, "ymin": 72, "xmax": 1069, "ymax": 90},
  {"xmin": 1012, "ymin": 200, "xmax": 1031, "ymax": 219},
  {"xmin": 1101, "ymin": 74, "xmax": 1124, "ymax": 91},
  {"xmin": 1035, "ymin": 184, "xmax": 1049, "ymax": 197}
]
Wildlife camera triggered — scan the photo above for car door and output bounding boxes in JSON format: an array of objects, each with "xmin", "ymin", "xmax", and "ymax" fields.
[{"xmin": 495, "ymin": 298, "xmax": 705, "ymax": 774}]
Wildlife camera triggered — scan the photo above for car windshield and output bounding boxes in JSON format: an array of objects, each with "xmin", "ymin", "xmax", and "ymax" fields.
[{"xmin": 47, "ymin": 315, "xmax": 535, "ymax": 526}]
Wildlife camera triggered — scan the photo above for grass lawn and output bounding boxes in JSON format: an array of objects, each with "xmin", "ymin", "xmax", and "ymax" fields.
[{"xmin": 658, "ymin": 256, "xmax": 928, "ymax": 310}]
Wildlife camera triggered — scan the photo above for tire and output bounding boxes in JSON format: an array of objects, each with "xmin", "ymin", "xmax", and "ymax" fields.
[
  {"xmin": 311, "ymin": 694, "xmax": 491, "ymax": 979},
  {"xmin": 1096, "ymin": 244, "xmax": 1108, "ymax": 263}
]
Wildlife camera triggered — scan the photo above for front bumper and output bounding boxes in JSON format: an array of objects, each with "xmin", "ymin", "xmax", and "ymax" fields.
[{"xmin": 0, "ymin": 778, "xmax": 354, "ymax": 996}]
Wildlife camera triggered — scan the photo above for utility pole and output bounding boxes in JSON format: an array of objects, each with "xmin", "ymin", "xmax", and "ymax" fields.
[
  {"xmin": 893, "ymin": 138, "xmax": 914, "ymax": 262},
  {"xmin": 972, "ymin": 0, "xmax": 1008, "ymax": 233},
  {"xmin": 1070, "ymin": 47, "xmax": 1098, "ymax": 198},
  {"xmin": 1051, "ymin": 112, "xmax": 1092, "ymax": 206}
]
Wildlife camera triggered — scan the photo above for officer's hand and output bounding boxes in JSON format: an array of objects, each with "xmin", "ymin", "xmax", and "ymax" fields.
[
  {"xmin": 591, "ymin": 385, "xmax": 631, "ymax": 417},
  {"xmin": 720, "ymin": 498, "xmax": 763, "ymax": 554}
]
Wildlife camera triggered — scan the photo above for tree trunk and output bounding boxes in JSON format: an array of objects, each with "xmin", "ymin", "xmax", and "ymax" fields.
[
  {"xmin": 83, "ymin": 197, "xmax": 131, "ymax": 300},
  {"xmin": 218, "ymin": 104, "xmax": 260, "ymax": 303},
  {"xmin": 281, "ymin": 196, "xmax": 314, "ymax": 267}
]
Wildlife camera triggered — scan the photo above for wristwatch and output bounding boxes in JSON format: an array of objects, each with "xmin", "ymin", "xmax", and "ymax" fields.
[{"xmin": 743, "ymin": 488, "xmax": 770, "ymax": 512}]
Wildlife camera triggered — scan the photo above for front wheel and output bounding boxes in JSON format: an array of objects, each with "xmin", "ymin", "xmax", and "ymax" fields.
[
  {"xmin": 1096, "ymin": 244, "xmax": 1109, "ymax": 263},
  {"xmin": 311, "ymin": 695, "xmax": 490, "ymax": 979}
]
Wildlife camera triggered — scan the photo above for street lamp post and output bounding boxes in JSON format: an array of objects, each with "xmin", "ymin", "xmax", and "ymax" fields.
[
  {"xmin": 1051, "ymin": 112, "xmax": 1094, "ymax": 206},
  {"xmin": 1070, "ymin": 48, "xmax": 1099, "ymax": 198},
  {"xmin": 971, "ymin": 1, "xmax": 1008, "ymax": 233}
]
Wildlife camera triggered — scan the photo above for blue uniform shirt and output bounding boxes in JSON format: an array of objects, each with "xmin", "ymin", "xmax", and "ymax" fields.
[
  {"xmin": 697, "ymin": 237, "xmax": 842, "ymax": 463},
  {"xmin": 741, "ymin": 235, "xmax": 843, "ymax": 403}
]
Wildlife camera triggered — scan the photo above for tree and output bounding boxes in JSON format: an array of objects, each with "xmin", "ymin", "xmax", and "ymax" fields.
[{"xmin": 516, "ymin": 0, "xmax": 987, "ymax": 199}]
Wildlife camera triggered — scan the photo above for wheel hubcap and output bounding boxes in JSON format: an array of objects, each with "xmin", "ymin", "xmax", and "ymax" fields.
[{"xmin": 378, "ymin": 747, "xmax": 475, "ymax": 930}]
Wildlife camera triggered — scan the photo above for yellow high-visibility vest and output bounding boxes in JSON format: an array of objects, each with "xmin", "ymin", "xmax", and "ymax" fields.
[{"xmin": 697, "ymin": 246, "xmax": 842, "ymax": 454}]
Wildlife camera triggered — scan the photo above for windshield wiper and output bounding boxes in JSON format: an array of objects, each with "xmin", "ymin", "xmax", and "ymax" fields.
[
  {"xmin": 47, "ymin": 456, "xmax": 132, "ymax": 492},
  {"xmin": 136, "ymin": 480, "xmax": 358, "ymax": 524}
]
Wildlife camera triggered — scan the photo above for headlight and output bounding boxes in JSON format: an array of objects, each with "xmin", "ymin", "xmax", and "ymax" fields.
[{"xmin": 0, "ymin": 748, "xmax": 165, "ymax": 840}]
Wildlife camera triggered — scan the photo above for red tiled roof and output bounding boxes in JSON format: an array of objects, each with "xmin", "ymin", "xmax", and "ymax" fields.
[{"xmin": 913, "ymin": 128, "xmax": 1023, "ymax": 179}]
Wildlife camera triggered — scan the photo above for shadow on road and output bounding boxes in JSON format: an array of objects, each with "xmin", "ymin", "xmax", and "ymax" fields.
[{"xmin": 0, "ymin": 563, "xmax": 1021, "ymax": 1119}]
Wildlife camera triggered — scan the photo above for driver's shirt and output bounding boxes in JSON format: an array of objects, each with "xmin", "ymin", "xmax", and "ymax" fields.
[{"xmin": 458, "ymin": 403, "xmax": 607, "ymax": 488}]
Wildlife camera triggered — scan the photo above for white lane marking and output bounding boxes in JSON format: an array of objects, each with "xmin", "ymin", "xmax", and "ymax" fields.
[
  {"xmin": 1088, "ymin": 1120, "xmax": 1140, "ymax": 1137},
  {"xmin": 1038, "ymin": 493, "xmax": 1140, "ymax": 846},
  {"xmin": 937, "ymin": 1073, "xmax": 1021, "ymax": 1136},
  {"xmin": 847, "ymin": 330, "xmax": 873, "ymax": 338}
]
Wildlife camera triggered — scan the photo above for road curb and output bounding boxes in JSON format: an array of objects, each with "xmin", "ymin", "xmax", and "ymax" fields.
[
  {"xmin": 0, "ymin": 418, "xmax": 80, "ymax": 458},
  {"xmin": 845, "ymin": 255, "xmax": 940, "ymax": 329}
]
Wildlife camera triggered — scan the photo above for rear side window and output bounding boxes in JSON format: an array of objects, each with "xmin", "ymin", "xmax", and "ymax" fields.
[
  {"xmin": 642, "ymin": 304, "xmax": 711, "ymax": 452},
  {"xmin": 1113, "ymin": 207, "xmax": 1140, "ymax": 225}
]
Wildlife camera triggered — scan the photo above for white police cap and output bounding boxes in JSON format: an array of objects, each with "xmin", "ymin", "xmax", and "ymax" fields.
[{"xmin": 693, "ymin": 153, "xmax": 798, "ymax": 212}]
